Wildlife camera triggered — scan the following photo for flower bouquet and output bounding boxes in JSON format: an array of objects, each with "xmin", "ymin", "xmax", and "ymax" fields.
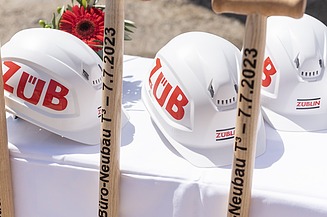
[{"xmin": 39, "ymin": 0, "xmax": 136, "ymax": 54}]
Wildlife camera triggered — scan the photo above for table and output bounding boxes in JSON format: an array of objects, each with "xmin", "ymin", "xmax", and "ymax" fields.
[{"xmin": 7, "ymin": 55, "xmax": 327, "ymax": 217}]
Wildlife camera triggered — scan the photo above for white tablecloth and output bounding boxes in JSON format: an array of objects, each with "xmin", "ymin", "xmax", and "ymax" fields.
[{"xmin": 7, "ymin": 55, "xmax": 327, "ymax": 217}]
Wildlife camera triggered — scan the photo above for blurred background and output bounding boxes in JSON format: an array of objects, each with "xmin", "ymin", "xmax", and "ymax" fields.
[{"xmin": 0, "ymin": 0, "xmax": 326, "ymax": 58}]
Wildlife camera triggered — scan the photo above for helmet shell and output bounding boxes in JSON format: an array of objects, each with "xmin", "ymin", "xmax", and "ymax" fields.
[
  {"xmin": 142, "ymin": 32, "xmax": 266, "ymax": 167},
  {"xmin": 2, "ymin": 28, "xmax": 103, "ymax": 144},
  {"xmin": 261, "ymin": 14, "xmax": 327, "ymax": 131}
]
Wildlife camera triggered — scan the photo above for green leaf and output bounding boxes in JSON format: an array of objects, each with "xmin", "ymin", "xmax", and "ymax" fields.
[
  {"xmin": 56, "ymin": 6, "xmax": 62, "ymax": 14},
  {"xmin": 76, "ymin": 0, "xmax": 83, "ymax": 5},
  {"xmin": 124, "ymin": 20, "xmax": 136, "ymax": 28},
  {"xmin": 56, "ymin": 6, "xmax": 65, "ymax": 28},
  {"xmin": 67, "ymin": 4, "xmax": 73, "ymax": 11},
  {"xmin": 51, "ymin": 12, "xmax": 57, "ymax": 29},
  {"xmin": 124, "ymin": 27, "xmax": 134, "ymax": 33},
  {"xmin": 81, "ymin": 0, "xmax": 88, "ymax": 8},
  {"xmin": 124, "ymin": 34, "xmax": 133, "ymax": 41}
]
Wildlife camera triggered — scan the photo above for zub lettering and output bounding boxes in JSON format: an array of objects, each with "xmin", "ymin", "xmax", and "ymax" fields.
[
  {"xmin": 3, "ymin": 61, "xmax": 69, "ymax": 111},
  {"xmin": 148, "ymin": 58, "xmax": 189, "ymax": 120}
]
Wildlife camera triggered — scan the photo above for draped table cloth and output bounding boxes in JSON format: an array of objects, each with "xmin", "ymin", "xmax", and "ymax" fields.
[{"xmin": 7, "ymin": 55, "xmax": 327, "ymax": 217}]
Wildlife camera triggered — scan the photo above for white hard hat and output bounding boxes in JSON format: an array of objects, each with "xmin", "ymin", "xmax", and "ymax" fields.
[
  {"xmin": 261, "ymin": 14, "xmax": 327, "ymax": 131},
  {"xmin": 142, "ymin": 31, "xmax": 266, "ymax": 167},
  {"xmin": 1, "ymin": 28, "xmax": 128, "ymax": 145}
]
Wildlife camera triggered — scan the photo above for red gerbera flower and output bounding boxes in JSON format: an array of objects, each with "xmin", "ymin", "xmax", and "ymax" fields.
[{"xmin": 59, "ymin": 5, "xmax": 104, "ymax": 52}]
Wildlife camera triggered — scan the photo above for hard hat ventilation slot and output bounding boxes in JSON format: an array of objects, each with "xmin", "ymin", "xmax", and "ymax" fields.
[
  {"xmin": 83, "ymin": 69, "xmax": 89, "ymax": 80},
  {"xmin": 234, "ymin": 84, "xmax": 238, "ymax": 93},
  {"xmin": 208, "ymin": 80, "xmax": 215, "ymax": 98},
  {"xmin": 297, "ymin": 58, "xmax": 323, "ymax": 81},
  {"xmin": 294, "ymin": 56, "xmax": 300, "ymax": 68},
  {"xmin": 92, "ymin": 78, "xmax": 102, "ymax": 85},
  {"xmin": 217, "ymin": 97, "xmax": 236, "ymax": 105},
  {"xmin": 98, "ymin": 64, "xmax": 102, "ymax": 71},
  {"xmin": 300, "ymin": 70, "xmax": 319, "ymax": 77}
]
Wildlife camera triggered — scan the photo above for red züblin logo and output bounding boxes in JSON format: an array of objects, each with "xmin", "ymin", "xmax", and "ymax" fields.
[
  {"xmin": 3, "ymin": 61, "xmax": 69, "ymax": 111},
  {"xmin": 296, "ymin": 98, "xmax": 321, "ymax": 110},
  {"xmin": 148, "ymin": 58, "xmax": 189, "ymax": 120},
  {"xmin": 216, "ymin": 127, "xmax": 235, "ymax": 141}
]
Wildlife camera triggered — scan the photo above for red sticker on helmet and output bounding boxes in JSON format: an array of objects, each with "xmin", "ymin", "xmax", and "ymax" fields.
[
  {"xmin": 262, "ymin": 56, "xmax": 277, "ymax": 87},
  {"xmin": 148, "ymin": 58, "xmax": 189, "ymax": 121},
  {"xmin": 3, "ymin": 61, "xmax": 69, "ymax": 111}
]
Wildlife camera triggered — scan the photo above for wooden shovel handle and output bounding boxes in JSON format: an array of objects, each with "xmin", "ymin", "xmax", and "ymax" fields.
[
  {"xmin": 98, "ymin": 0, "xmax": 124, "ymax": 216},
  {"xmin": 227, "ymin": 14, "xmax": 266, "ymax": 217},
  {"xmin": 0, "ymin": 53, "xmax": 15, "ymax": 217}
]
